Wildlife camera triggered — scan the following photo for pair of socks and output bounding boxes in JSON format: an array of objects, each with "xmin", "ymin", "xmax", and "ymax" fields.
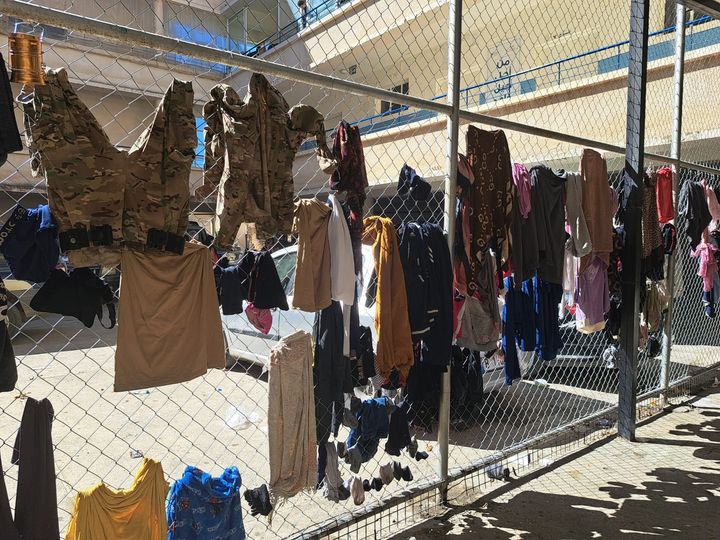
[{"xmin": 244, "ymin": 484, "xmax": 272, "ymax": 516}]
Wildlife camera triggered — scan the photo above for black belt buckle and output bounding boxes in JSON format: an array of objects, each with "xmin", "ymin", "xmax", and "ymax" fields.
[
  {"xmin": 90, "ymin": 224, "xmax": 113, "ymax": 246},
  {"xmin": 59, "ymin": 227, "xmax": 90, "ymax": 252},
  {"xmin": 147, "ymin": 228, "xmax": 169, "ymax": 250},
  {"xmin": 165, "ymin": 233, "xmax": 185, "ymax": 255}
]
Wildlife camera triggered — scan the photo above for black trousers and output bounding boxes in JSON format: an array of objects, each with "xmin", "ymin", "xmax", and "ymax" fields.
[{"xmin": 0, "ymin": 397, "xmax": 59, "ymax": 539}]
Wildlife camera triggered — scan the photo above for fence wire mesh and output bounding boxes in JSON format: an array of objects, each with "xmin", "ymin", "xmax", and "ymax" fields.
[{"xmin": 0, "ymin": 0, "xmax": 719, "ymax": 538}]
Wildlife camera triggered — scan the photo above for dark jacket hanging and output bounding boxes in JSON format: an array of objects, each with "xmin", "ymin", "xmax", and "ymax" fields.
[
  {"xmin": 678, "ymin": 180, "xmax": 712, "ymax": 251},
  {"xmin": 0, "ymin": 398, "xmax": 59, "ymax": 540}
]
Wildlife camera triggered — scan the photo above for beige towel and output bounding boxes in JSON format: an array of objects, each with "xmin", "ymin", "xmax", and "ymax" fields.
[
  {"xmin": 267, "ymin": 330, "xmax": 317, "ymax": 504},
  {"xmin": 292, "ymin": 199, "xmax": 332, "ymax": 312}
]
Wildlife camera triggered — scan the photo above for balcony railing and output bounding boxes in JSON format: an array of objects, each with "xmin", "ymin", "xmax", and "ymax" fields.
[{"xmin": 295, "ymin": 15, "xmax": 716, "ymax": 153}]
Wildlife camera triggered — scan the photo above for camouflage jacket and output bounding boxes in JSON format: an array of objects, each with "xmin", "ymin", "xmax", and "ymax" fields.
[{"xmin": 197, "ymin": 74, "xmax": 334, "ymax": 250}]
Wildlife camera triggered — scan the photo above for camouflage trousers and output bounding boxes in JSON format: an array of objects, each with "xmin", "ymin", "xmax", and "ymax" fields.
[{"xmin": 23, "ymin": 68, "xmax": 196, "ymax": 266}]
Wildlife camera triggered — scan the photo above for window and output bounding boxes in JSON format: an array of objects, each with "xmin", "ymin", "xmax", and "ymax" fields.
[
  {"xmin": 193, "ymin": 117, "xmax": 205, "ymax": 170},
  {"xmin": 380, "ymin": 82, "xmax": 409, "ymax": 114},
  {"xmin": 274, "ymin": 251, "xmax": 298, "ymax": 296}
]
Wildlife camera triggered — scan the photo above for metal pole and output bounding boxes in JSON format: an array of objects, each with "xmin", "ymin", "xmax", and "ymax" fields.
[
  {"xmin": 438, "ymin": 0, "xmax": 462, "ymax": 504},
  {"xmin": 618, "ymin": 0, "xmax": 650, "ymax": 442},
  {"xmin": 244, "ymin": 8, "xmax": 248, "ymax": 53},
  {"xmin": 660, "ymin": 3, "xmax": 687, "ymax": 407}
]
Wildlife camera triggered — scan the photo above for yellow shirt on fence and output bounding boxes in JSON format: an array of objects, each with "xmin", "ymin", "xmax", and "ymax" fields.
[{"xmin": 65, "ymin": 458, "xmax": 169, "ymax": 540}]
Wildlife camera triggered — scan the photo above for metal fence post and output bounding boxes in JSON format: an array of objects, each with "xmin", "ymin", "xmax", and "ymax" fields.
[
  {"xmin": 660, "ymin": 2, "xmax": 687, "ymax": 407},
  {"xmin": 618, "ymin": 0, "xmax": 650, "ymax": 442},
  {"xmin": 438, "ymin": 0, "xmax": 463, "ymax": 503}
]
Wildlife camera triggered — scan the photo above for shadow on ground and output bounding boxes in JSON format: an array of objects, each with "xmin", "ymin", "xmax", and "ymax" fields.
[{"xmin": 396, "ymin": 409, "xmax": 720, "ymax": 539}]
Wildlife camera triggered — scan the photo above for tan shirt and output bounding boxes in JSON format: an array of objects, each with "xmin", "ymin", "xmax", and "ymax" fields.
[
  {"xmin": 291, "ymin": 198, "xmax": 332, "ymax": 312},
  {"xmin": 114, "ymin": 242, "xmax": 225, "ymax": 391}
]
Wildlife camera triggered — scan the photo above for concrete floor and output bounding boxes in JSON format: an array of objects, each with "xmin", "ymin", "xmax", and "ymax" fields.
[{"xmin": 394, "ymin": 387, "xmax": 720, "ymax": 540}]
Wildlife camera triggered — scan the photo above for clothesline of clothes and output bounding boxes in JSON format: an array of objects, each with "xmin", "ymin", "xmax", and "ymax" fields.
[
  {"xmin": 0, "ymin": 396, "xmax": 258, "ymax": 539},
  {"xmin": 0, "ymin": 393, "xmax": 431, "ymax": 538}
]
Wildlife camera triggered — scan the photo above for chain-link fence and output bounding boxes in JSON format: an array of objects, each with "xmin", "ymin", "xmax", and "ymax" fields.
[{"xmin": 1, "ymin": 0, "xmax": 720, "ymax": 538}]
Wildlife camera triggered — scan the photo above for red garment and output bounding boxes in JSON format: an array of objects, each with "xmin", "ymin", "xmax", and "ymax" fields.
[
  {"xmin": 656, "ymin": 166, "xmax": 674, "ymax": 223},
  {"xmin": 329, "ymin": 120, "xmax": 367, "ymax": 275}
]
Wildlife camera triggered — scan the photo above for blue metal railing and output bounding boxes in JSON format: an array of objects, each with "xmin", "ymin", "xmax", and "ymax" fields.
[
  {"xmin": 243, "ymin": 0, "xmax": 349, "ymax": 57},
  {"xmin": 294, "ymin": 14, "xmax": 715, "ymax": 152}
]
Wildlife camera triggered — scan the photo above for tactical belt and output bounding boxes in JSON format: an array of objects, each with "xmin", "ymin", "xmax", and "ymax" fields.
[
  {"xmin": 146, "ymin": 228, "xmax": 185, "ymax": 255},
  {"xmin": 59, "ymin": 224, "xmax": 113, "ymax": 252}
]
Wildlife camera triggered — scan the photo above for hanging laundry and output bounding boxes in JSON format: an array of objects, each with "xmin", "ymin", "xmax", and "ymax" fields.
[
  {"xmin": 643, "ymin": 280, "xmax": 670, "ymax": 333},
  {"xmin": 0, "ymin": 52, "xmax": 22, "ymax": 167},
  {"xmin": 502, "ymin": 276, "xmax": 535, "ymax": 384},
  {"xmin": 167, "ymin": 466, "xmax": 245, "ymax": 539},
  {"xmin": 605, "ymin": 226, "xmax": 625, "ymax": 340},
  {"xmin": 243, "ymin": 484, "xmax": 272, "ymax": 517},
  {"xmin": 267, "ymin": 331, "xmax": 317, "ymax": 502},
  {"xmin": 23, "ymin": 67, "xmax": 126, "ymax": 267},
  {"xmin": 384, "ymin": 400, "xmax": 411, "ymax": 456},
  {"xmin": 405, "ymin": 359, "xmax": 444, "ymax": 431},
  {"xmin": 314, "ymin": 300, "xmax": 351, "ymax": 450},
  {"xmin": 418, "ymin": 222, "xmax": 454, "ymax": 366},
  {"xmin": 455, "ymin": 254, "xmax": 501, "ymax": 352},
  {"xmin": 562, "ymin": 247, "xmax": 577, "ymax": 308},
  {"xmin": 641, "ymin": 170, "xmax": 664, "ymax": 281},
  {"xmin": 245, "ymin": 303, "xmax": 272, "ymax": 334},
  {"xmin": 510, "ymin": 163, "xmax": 539, "ymax": 283},
  {"xmin": 31, "ymin": 268, "xmax": 116, "ymax": 328},
  {"xmin": 0, "ymin": 204, "xmax": 59, "ymax": 282},
  {"xmin": 512, "ymin": 162, "xmax": 532, "ymax": 219},
  {"xmin": 662, "ymin": 223, "xmax": 677, "ymax": 255},
  {"xmin": 0, "ymin": 279, "xmax": 15, "ymax": 393},
  {"xmin": 345, "ymin": 396, "xmax": 392, "ymax": 473},
  {"xmin": 66, "ymin": 458, "xmax": 168, "ymax": 540},
  {"xmin": 353, "ymin": 325, "xmax": 376, "ymax": 385},
  {"xmin": 0, "ymin": 398, "xmax": 58, "ymax": 539},
  {"xmin": 124, "ymin": 79, "xmax": 196, "ymax": 256},
  {"xmin": 292, "ymin": 198, "xmax": 332, "ymax": 312},
  {"xmin": 114, "ymin": 242, "xmax": 224, "ymax": 391},
  {"xmin": 362, "ymin": 216, "xmax": 414, "ymax": 380},
  {"xmin": 691, "ymin": 240, "xmax": 718, "ymax": 318},
  {"xmin": 198, "ymin": 76, "xmax": 332, "ymax": 249},
  {"xmin": 449, "ymin": 347, "xmax": 485, "ymax": 425},
  {"xmin": 219, "ymin": 249, "xmax": 289, "ymax": 315},
  {"xmin": 319, "ymin": 442, "xmax": 349, "ymax": 502},
  {"xmin": 329, "ymin": 121, "xmax": 368, "ymax": 278},
  {"xmin": 678, "ymin": 180, "xmax": 711, "ymax": 251},
  {"xmin": 703, "ymin": 179, "xmax": 720, "ymax": 228},
  {"xmin": 327, "ymin": 193, "xmax": 355, "ymax": 355},
  {"xmin": 575, "ymin": 255, "xmax": 610, "ymax": 334},
  {"xmin": 533, "ymin": 275, "xmax": 563, "ymax": 361},
  {"xmin": 465, "ymin": 127, "xmax": 513, "ymax": 285},
  {"xmin": 580, "ymin": 149, "xmax": 614, "ymax": 273},
  {"xmin": 656, "ymin": 166, "xmax": 674, "ymax": 223},
  {"xmin": 398, "ymin": 164, "xmax": 432, "ymax": 201},
  {"xmin": 397, "ymin": 222, "xmax": 433, "ymax": 341},
  {"xmin": 457, "ymin": 153, "xmax": 475, "ymax": 194},
  {"xmin": 530, "ymin": 165, "xmax": 566, "ymax": 285},
  {"xmin": 564, "ymin": 171, "xmax": 592, "ymax": 258}
]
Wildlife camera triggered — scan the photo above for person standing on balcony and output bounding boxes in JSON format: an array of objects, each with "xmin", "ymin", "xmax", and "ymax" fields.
[{"xmin": 298, "ymin": 0, "xmax": 310, "ymax": 29}]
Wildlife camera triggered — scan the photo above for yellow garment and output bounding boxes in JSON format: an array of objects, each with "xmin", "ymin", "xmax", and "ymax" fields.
[
  {"xmin": 66, "ymin": 458, "xmax": 169, "ymax": 540},
  {"xmin": 361, "ymin": 216, "xmax": 414, "ymax": 379}
]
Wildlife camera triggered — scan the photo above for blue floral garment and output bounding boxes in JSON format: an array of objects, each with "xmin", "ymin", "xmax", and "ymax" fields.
[{"xmin": 167, "ymin": 466, "xmax": 246, "ymax": 539}]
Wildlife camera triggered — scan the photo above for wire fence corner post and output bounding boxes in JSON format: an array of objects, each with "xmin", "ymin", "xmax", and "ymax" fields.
[
  {"xmin": 660, "ymin": 1, "xmax": 687, "ymax": 408},
  {"xmin": 618, "ymin": 0, "xmax": 651, "ymax": 442},
  {"xmin": 438, "ymin": 0, "xmax": 463, "ymax": 503}
]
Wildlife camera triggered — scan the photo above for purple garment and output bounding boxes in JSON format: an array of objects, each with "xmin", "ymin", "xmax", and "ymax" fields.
[
  {"xmin": 512, "ymin": 163, "xmax": 531, "ymax": 219},
  {"xmin": 574, "ymin": 255, "xmax": 609, "ymax": 332}
]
